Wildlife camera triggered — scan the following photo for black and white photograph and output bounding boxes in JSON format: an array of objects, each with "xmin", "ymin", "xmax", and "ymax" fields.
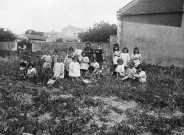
[{"xmin": 0, "ymin": 0, "xmax": 184, "ymax": 134}]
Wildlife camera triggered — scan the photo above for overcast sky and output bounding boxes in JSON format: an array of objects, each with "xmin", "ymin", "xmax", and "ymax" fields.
[{"xmin": 0, "ymin": 0, "xmax": 132, "ymax": 34}]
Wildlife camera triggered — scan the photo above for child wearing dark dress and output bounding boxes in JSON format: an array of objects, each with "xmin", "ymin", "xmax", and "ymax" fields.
[
  {"xmin": 112, "ymin": 43, "xmax": 121, "ymax": 76},
  {"xmin": 83, "ymin": 42, "xmax": 94, "ymax": 62},
  {"xmin": 19, "ymin": 61, "xmax": 28, "ymax": 79},
  {"xmin": 94, "ymin": 44, "xmax": 103, "ymax": 66}
]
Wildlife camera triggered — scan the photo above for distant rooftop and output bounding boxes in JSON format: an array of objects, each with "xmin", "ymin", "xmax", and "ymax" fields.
[
  {"xmin": 23, "ymin": 34, "xmax": 48, "ymax": 41},
  {"xmin": 118, "ymin": 0, "xmax": 184, "ymax": 16}
]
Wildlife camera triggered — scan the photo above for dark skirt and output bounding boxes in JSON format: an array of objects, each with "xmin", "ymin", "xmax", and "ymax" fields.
[{"xmin": 96, "ymin": 54, "xmax": 103, "ymax": 65}]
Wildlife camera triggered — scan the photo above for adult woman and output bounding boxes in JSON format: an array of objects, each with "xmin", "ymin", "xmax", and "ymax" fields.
[
  {"xmin": 94, "ymin": 44, "xmax": 103, "ymax": 65},
  {"xmin": 83, "ymin": 42, "xmax": 94, "ymax": 62}
]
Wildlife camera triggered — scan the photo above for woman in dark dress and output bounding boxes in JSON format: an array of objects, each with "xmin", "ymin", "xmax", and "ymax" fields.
[
  {"xmin": 94, "ymin": 44, "xmax": 103, "ymax": 65},
  {"xmin": 83, "ymin": 42, "xmax": 94, "ymax": 62}
]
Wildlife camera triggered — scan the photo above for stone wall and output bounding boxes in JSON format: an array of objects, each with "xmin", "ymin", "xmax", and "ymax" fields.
[
  {"xmin": 32, "ymin": 42, "xmax": 112, "ymax": 57},
  {"xmin": 118, "ymin": 13, "xmax": 184, "ymax": 67},
  {"xmin": 0, "ymin": 41, "xmax": 17, "ymax": 51}
]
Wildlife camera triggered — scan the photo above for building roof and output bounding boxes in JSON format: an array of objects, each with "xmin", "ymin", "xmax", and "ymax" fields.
[
  {"xmin": 118, "ymin": 0, "xmax": 184, "ymax": 16},
  {"xmin": 24, "ymin": 34, "xmax": 48, "ymax": 41}
]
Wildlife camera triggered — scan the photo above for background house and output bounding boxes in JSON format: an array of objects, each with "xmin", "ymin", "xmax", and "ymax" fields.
[
  {"xmin": 62, "ymin": 25, "xmax": 88, "ymax": 42},
  {"xmin": 44, "ymin": 31, "xmax": 63, "ymax": 42},
  {"xmin": 17, "ymin": 34, "xmax": 48, "ymax": 42},
  {"xmin": 117, "ymin": 0, "xmax": 184, "ymax": 66}
]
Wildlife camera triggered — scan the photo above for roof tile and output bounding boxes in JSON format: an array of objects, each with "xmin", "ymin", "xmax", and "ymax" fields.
[{"xmin": 119, "ymin": 0, "xmax": 184, "ymax": 16}]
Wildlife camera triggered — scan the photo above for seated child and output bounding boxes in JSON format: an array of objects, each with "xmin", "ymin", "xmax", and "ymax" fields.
[
  {"xmin": 122, "ymin": 62, "xmax": 136, "ymax": 81},
  {"xmin": 90, "ymin": 59, "xmax": 100, "ymax": 73},
  {"xmin": 96, "ymin": 59, "xmax": 110, "ymax": 78},
  {"xmin": 19, "ymin": 61, "xmax": 27, "ymax": 78},
  {"xmin": 134, "ymin": 64, "xmax": 147, "ymax": 83},
  {"xmin": 115, "ymin": 59, "xmax": 125, "ymax": 78},
  {"xmin": 83, "ymin": 66, "xmax": 96, "ymax": 84},
  {"xmin": 80, "ymin": 52, "xmax": 89, "ymax": 76},
  {"xmin": 27, "ymin": 63, "xmax": 37, "ymax": 79}
]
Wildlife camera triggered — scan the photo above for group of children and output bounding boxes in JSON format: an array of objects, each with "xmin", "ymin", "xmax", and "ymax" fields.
[
  {"xmin": 112, "ymin": 44, "xmax": 147, "ymax": 84},
  {"xmin": 19, "ymin": 42, "xmax": 147, "ymax": 86}
]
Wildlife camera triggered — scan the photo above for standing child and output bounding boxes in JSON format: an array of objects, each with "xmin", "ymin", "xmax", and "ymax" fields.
[
  {"xmin": 47, "ymin": 57, "xmax": 65, "ymax": 87},
  {"xmin": 112, "ymin": 43, "xmax": 121, "ymax": 75},
  {"xmin": 41, "ymin": 50, "xmax": 52, "ymax": 75},
  {"xmin": 53, "ymin": 57, "xmax": 64, "ymax": 79},
  {"xmin": 94, "ymin": 44, "xmax": 103, "ymax": 66},
  {"xmin": 69, "ymin": 56, "xmax": 81, "ymax": 82},
  {"xmin": 131, "ymin": 47, "xmax": 142, "ymax": 67},
  {"xmin": 115, "ymin": 59, "xmax": 125, "ymax": 78},
  {"xmin": 52, "ymin": 51, "xmax": 59, "ymax": 67},
  {"xmin": 90, "ymin": 59, "xmax": 100, "ymax": 73},
  {"xmin": 120, "ymin": 47, "xmax": 130, "ymax": 68},
  {"xmin": 83, "ymin": 42, "xmax": 94, "ymax": 62},
  {"xmin": 80, "ymin": 52, "xmax": 89, "ymax": 76},
  {"xmin": 122, "ymin": 62, "xmax": 136, "ymax": 81},
  {"xmin": 134, "ymin": 64, "xmax": 147, "ymax": 83},
  {"xmin": 75, "ymin": 45, "xmax": 83, "ymax": 57},
  {"xmin": 64, "ymin": 47, "xmax": 75, "ymax": 77}
]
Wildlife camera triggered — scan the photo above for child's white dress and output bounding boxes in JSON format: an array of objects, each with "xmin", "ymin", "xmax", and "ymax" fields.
[
  {"xmin": 41, "ymin": 55, "xmax": 52, "ymax": 68},
  {"xmin": 75, "ymin": 49, "xmax": 83, "ymax": 56},
  {"xmin": 131, "ymin": 54, "xmax": 142, "ymax": 67},
  {"xmin": 27, "ymin": 68, "xmax": 37, "ymax": 77},
  {"xmin": 91, "ymin": 62, "xmax": 100, "ymax": 70},
  {"xmin": 115, "ymin": 64, "xmax": 125, "ymax": 76},
  {"xmin": 134, "ymin": 71, "xmax": 147, "ymax": 83},
  {"xmin": 69, "ymin": 61, "xmax": 81, "ymax": 77},
  {"xmin": 126, "ymin": 68, "xmax": 136, "ymax": 78},
  {"xmin": 120, "ymin": 53, "xmax": 130, "ymax": 67},
  {"xmin": 53, "ymin": 62, "xmax": 64, "ymax": 79},
  {"xmin": 113, "ymin": 51, "xmax": 121, "ymax": 65},
  {"xmin": 64, "ymin": 52, "xmax": 75, "ymax": 71},
  {"xmin": 80, "ymin": 56, "xmax": 89, "ymax": 70}
]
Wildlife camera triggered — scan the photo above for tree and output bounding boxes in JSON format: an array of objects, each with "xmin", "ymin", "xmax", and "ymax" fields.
[
  {"xmin": 78, "ymin": 21, "xmax": 117, "ymax": 42},
  {"xmin": 56, "ymin": 37, "xmax": 63, "ymax": 42},
  {"xmin": 0, "ymin": 28, "xmax": 16, "ymax": 42},
  {"xmin": 25, "ymin": 29, "xmax": 44, "ymax": 36}
]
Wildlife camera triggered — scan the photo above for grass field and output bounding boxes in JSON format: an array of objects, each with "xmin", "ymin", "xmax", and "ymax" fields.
[{"xmin": 0, "ymin": 50, "xmax": 184, "ymax": 135}]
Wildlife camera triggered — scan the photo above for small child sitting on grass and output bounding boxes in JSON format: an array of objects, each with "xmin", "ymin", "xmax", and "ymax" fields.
[
  {"xmin": 122, "ymin": 62, "xmax": 136, "ymax": 81},
  {"xmin": 83, "ymin": 66, "xmax": 96, "ymax": 84},
  {"xmin": 90, "ymin": 59, "xmax": 100, "ymax": 73},
  {"xmin": 27, "ymin": 63, "xmax": 37, "ymax": 84},
  {"xmin": 115, "ymin": 59, "xmax": 125, "ymax": 78},
  {"xmin": 134, "ymin": 64, "xmax": 147, "ymax": 83},
  {"xmin": 96, "ymin": 59, "xmax": 110, "ymax": 78},
  {"xmin": 19, "ymin": 61, "xmax": 28, "ymax": 79}
]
